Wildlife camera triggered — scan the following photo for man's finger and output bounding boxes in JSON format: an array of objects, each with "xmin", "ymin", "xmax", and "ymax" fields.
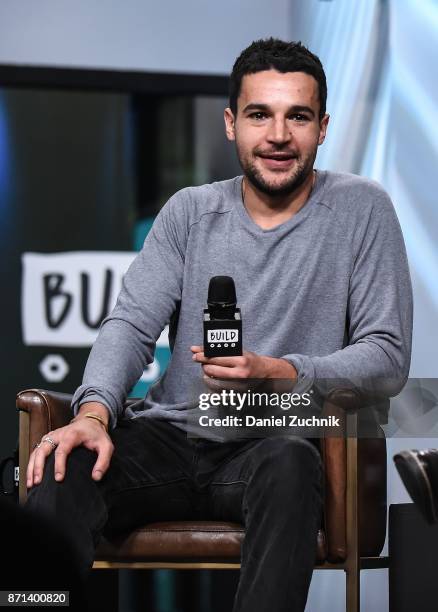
[
  {"xmin": 190, "ymin": 345, "xmax": 203, "ymax": 353},
  {"xmin": 202, "ymin": 375, "xmax": 251, "ymax": 393},
  {"xmin": 195, "ymin": 353, "xmax": 242, "ymax": 367},
  {"xmin": 90, "ymin": 441, "xmax": 114, "ymax": 481},
  {"xmin": 202, "ymin": 363, "xmax": 242, "ymax": 378},
  {"xmin": 32, "ymin": 442, "xmax": 54, "ymax": 485},
  {"xmin": 53, "ymin": 439, "xmax": 76, "ymax": 482},
  {"xmin": 26, "ymin": 450, "xmax": 37, "ymax": 488}
]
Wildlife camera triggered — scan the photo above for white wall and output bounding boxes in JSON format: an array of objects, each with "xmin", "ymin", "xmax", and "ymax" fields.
[{"xmin": 0, "ymin": 0, "xmax": 292, "ymax": 74}]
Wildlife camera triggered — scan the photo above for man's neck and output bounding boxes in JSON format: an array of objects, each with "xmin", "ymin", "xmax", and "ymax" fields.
[{"xmin": 242, "ymin": 170, "xmax": 316, "ymax": 230}]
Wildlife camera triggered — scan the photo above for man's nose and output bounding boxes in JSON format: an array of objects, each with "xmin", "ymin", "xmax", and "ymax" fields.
[{"xmin": 267, "ymin": 118, "xmax": 291, "ymax": 145}]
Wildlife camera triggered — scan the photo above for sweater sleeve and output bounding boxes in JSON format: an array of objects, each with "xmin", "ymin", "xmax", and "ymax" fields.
[
  {"xmin": 71, "ymin": 192, "xmax": 188, "ymax": 429},
  {"xmin": 282, "ymin": 191, "xmax": 413, "ymax": 398}
]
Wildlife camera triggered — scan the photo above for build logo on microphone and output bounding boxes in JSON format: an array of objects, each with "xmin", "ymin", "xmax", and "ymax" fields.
[{"xmin": 207, "ymin": 329, "xmax": 239, "ymax": 348}]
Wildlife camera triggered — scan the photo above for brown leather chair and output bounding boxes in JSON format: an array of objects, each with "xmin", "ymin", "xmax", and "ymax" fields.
[{"xmin": 17, "ymin": 388, "xmax": 389, "ymax": 612}]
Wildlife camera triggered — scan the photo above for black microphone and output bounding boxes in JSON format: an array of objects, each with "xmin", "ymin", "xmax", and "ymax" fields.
[{"xmin": 203, "ymin": 276, "xmax": 242, "ymax": 357}]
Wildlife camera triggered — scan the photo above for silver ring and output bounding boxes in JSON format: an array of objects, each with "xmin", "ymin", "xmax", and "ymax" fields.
[{"xmin": 42, "ymin": 436, "xmax": 58, "ymax": 450}]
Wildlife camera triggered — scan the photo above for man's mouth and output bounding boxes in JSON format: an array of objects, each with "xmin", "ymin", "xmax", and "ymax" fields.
[
  {"xmin": 257, "ymin": 152, "xmax": 297, "ymax": 168},
  {"xmin": 259, "ymin": 152, "xmax": 296, "ymax": 159}
]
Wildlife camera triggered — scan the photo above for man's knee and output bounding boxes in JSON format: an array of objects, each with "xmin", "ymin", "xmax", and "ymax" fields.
[
  {"xmin": 53, "ymin": 446, "xmax": 96, "ymax": 479},
  {"xmin": 28, "ymin": 446, "xmax": 97, "ymax": 500},
  {"xmin": 252, "ymin": 437, "xmax": 322, "ymax": 487}
]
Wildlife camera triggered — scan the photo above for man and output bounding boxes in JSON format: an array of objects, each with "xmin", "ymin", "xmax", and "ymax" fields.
[{"xmin": 26, "ymin": 39, "xmax": 412, "ymax": 611}]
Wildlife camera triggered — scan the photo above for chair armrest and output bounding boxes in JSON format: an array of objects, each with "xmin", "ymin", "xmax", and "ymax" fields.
[
  {"xmin": 16, "ymin": 389, "xmax": 144, "ymax": 448},
  {"xmin": 17, "ymin": 389, "xmax": 73, "ymax": 434},
  {"xmin": 321, "ymin": 389, "xmax": 354, "ymax": 561},
  {"xmin": 321, "ymin": 389, "xmax": 387, "ymax": 562},
  {"xmin": 16, "ymin": 389, "xmax": 74, "ymax": 504}
]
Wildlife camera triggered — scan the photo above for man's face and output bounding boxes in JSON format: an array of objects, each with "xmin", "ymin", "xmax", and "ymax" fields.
[{"xmin": 224, "ymin": 69, "xmax": 329, "ymax": 197}]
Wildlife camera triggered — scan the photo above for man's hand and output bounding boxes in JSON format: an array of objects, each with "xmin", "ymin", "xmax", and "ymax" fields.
[
  {"xmin": 191, "ymin": 345, "xmax": 297, "ymax": 390},
  {"xmin": 26, "ymin": 403, "xmax": 114, "ymax": 488}
]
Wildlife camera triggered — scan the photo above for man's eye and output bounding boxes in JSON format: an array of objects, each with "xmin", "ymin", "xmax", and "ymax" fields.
[
  {"xmin": 249, "ymin": 112, "xmax": 267, "ymax": 120},
  {"xmin": 290, "ymin": 114, "xmax": 309, "ymax": 122}
]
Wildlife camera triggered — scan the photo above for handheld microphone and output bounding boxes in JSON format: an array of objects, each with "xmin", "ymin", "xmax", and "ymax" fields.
[{"xmin": 203, "ymin": 276, "xmax": 242, "ymax": 357}]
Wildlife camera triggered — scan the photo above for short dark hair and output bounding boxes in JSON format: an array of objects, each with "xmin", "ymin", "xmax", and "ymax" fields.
[{"xmin": 229, "ymin": 38, "xmax": 327, "ymax": 120}]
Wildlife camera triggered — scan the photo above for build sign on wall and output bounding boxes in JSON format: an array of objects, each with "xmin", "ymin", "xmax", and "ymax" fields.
[{"xmin": 21, "ymin": 252, "xmax": 170, "ymax": 390}]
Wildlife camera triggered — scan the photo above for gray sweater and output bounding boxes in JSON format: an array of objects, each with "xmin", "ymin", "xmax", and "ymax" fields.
[{"xmin": 72, "ymin": 171, "xmax": 413, "ymax": 431}]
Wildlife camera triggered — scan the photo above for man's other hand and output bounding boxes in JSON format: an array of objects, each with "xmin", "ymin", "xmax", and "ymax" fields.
[
  {"xmin": 190, "ymin": 345, "xmax": 297, "ymax": 391},
  {"xmin": 26, "ymin": 405, "xmax": 114, "ymax": 488}
]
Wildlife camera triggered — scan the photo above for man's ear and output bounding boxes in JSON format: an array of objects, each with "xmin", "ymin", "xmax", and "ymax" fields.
[
  {"xmin": 224, "ymin": 107, "xmax": 236, "ymax": 141},
  {"xmin": 318, "ymin": 113, "xmax": 330, "ymax": 146}
]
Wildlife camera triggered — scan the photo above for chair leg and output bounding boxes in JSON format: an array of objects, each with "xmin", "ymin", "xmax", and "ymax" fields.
[
  {"xmin": 346, "ymin": 566, "xmax": 360, "ymax": 612},
  {"xmin": 345, "ymin": 413, "xmax": 360, "ymax": 612}
]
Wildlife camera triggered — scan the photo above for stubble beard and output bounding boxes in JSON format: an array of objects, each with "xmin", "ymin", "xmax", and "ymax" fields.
[{"xmin": 237, "ymin": 146, "xmax": 317, "ymax": 198}]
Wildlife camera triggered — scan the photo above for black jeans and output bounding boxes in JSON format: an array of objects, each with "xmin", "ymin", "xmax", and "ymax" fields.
[{"xmin": 26, "ymin": 417, "xmax": 323, "ymax": 612}]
